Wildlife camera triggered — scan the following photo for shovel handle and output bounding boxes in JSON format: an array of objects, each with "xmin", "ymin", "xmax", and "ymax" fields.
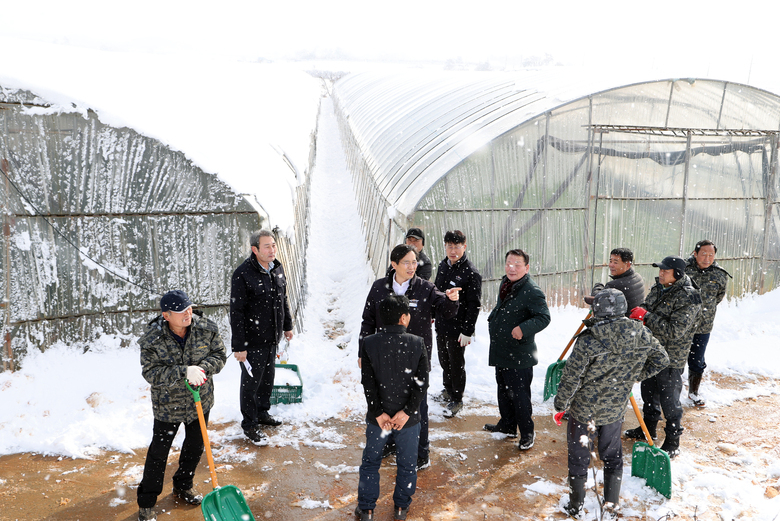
[
  {"xmin": 629, "ymin": 394, "xmax": 655, "ymax": 448},
  {"xmin": 186, "ymin": 381, "xmax": 220, "ymax": 489},
  {"xmin": 558, "ymin": 310, "xmax": 593, "ymax": 361}
]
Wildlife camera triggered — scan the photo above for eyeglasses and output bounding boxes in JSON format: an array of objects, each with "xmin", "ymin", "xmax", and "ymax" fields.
[
  {"xmin": 445, "ymin": 244, "xmax": 465, "ymax": 251},
  {"xmin": 399, "ymin": 260, "xmax": 418, "ymax": 267}
]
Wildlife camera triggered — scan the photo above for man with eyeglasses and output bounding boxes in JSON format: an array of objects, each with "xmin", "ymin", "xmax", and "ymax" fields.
[
  {"xmin": 386, "ymin": 228, "xmax": 432, "ymax": 281},
  {"xmin": 433, "ymin": 230, "xmax": 482, "ymax": 418},
  {"xmin": 360, "ymin": 243, "xmax": 461, "ymax": 471},
  {"xmin": 483, "ymin": 249, "xmax": 550, "ymax": 452},
  {"xmin": 684, "ymin": 240, "xmax": 731, "ymax": 407}
]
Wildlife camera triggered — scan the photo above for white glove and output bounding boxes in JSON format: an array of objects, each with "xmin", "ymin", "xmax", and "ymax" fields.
[
  {"xmin": 458, "ymin": 334, "xmax": 472, "ymax": 347},
  {"xmin": 186, "ymin": 366, "xmax": 207, "ymax": 387}
]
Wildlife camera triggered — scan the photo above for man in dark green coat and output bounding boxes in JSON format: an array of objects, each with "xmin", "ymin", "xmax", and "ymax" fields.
[{"xmin": 483, "ymin": 249, "xmax": 550, "ymax": 451}]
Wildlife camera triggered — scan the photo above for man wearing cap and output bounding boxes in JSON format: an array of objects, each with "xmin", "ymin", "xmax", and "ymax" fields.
[
  {"xmin": 387, "ymin": 228, "xmax": 432, "ymax": 281},
  {"xmin": 433, "ymin": 230, "xmax": 482, "ymax": 418},
  {"xmin": 231, "ymin": 229, "xmax": 294, "ymax": 443},
  {"xmin": 586, "ymin": 247, "xmax": 645, "ymax": 314},
  {"xmin": 137, "ymin": 290, "xmax": 227, "ymax": 521},
  {"xmin": 554, "ymin": 289, "xmax": 668, "ymax": 517},
  {"xmin": 684, "ymin": 240, "xmax": 731, "ymax": 407},
  {"xmin": 625, "ymin": 256, "xmax": 701, "ymax": 458}
]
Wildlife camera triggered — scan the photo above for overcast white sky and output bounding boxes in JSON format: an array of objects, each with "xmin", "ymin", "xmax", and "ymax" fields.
[{"xmin": 3, "ymin": 0, "xmax": 775, "ymax": 82}]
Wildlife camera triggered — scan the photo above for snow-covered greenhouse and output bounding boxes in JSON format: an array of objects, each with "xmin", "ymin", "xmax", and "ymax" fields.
[
  {"xmin": 333, "ymin": 70, "xmax": 780, "ymax": 307},
  {"xmin": 0, "ymin": 61, "xmax": 322, "ymax": 372}
]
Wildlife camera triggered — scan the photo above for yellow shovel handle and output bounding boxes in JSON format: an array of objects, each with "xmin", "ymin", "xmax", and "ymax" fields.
[
  {"xmin": 195, "ymin": 399, "xmax": 220, "ymax": 488},
  {"xmin": 629, "ymin": 394, "xmax": 655, "ymax": 447}
]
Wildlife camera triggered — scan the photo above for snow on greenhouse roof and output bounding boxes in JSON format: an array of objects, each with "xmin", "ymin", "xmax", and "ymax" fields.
[
  {"xmin": 333, "ymin": 68, "xmax": 780, "ymax": 218},
  {"xmin": 0, "ymin": 36, "xmax": 322, "ymax": 234}
]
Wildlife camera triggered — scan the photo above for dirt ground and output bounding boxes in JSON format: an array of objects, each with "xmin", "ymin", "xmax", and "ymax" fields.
[{"xmin": 1, "ymin": 373, "xmax": 778, "ymax": 521}]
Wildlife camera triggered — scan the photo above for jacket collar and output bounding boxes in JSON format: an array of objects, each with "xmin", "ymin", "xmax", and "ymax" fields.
[
  {"xmin": 382, "ymin": 324, "xmax": 408, "ymax": 334},
  {"xmin": 610, "ymin": 267, "xmax": 635, "ymax": 280},
  {"xmin": 249, "ymin": 253, "xmax": 280, "ymax": 274}
]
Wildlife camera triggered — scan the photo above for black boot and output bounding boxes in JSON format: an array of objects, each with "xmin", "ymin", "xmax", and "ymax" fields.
[
  {"xmin": 624, "ymin": 419, "xmax": 657, "ymax": 441},
  {"xmin": 564, "ymin": 475, "xmax": 586, "ymax": 517},
  {"xmin": 688, "ymin": 372, "xmax": 705, "ymax": 407},
  {"xmin": 603, "ymin": 471, "xmax": 621, "ymax": 507},
  {"xmin": 661, "ymin": 433, "xmax": 681, "ymax": 458}
]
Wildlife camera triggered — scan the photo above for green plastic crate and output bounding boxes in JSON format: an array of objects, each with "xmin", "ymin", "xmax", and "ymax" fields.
[{"xmin": 271, "ymin": 363, "xmax": 303, "ymax": 405}]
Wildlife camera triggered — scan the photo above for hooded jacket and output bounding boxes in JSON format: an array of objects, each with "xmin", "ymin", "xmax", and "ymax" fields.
[
  {"xmin": 140, "ymin": 311, "xmax": 227, "ymax": 423},
  {"xmin": 554, "ymin": 316, "xmax": 669, "ymax": 425},
  {"xmin": 685, "ymin": 256, "xmax": 731, "ymax": 334},
  {"xmin": 230, "ymin": 254, "xmax": 293, "ymax": 352},
  {"xmin": 433, "ymin": 253, "xmax": 482, "ymax": 337},
  {"xmin": 640, "ymin": 274, "xmax": 702, "ymax": 368},
  {"xmin": 487, "ymin": 274, "xmax": 551, "ymax": 369},
  {"xmin": 361, "ymin": 324, "xmax": 429, "ymax": 428}
]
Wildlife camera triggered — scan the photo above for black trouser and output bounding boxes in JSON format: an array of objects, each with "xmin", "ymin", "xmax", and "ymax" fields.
[
  {"xmin": 436, "ymin": 332, "xmax": 467, "ymax": 403},
  {"xmin": 495, "ymin": 366, "xmax": 534, "ymax": 438},
  {"xmin": 240, "ymin": 347, "xmax": 276, "ymax": 431},
  {"xmin": 137, "ymin": 412, "xmax": 208, "ymax": 508},
  {"xmin": 567, "ymin": 417, "xmax": 622, "ymax": 477},
  {"xmin": 640, "ymin": 367, "xmax": 684, "ymax": 437}
]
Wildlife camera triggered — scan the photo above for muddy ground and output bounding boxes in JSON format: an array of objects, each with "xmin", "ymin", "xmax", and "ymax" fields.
[{"xmin": 1, "ymin": 373, "xmax": 778, "ymax": 521}]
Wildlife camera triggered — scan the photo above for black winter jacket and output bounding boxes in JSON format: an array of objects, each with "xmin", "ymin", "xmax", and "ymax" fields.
[
  {"xmin": 592, "ymin": 268, "xmax": 646, "ymax": 314},
  {"xmin": 359, "ymin": 272, "xmax": 458, "ymax": 366},
  {"xmin": 230, "ymin": 255, "xmax": 293, "ymax": 352},
  {"xmin": 361, "ymin": 324, "xmax": 429, "ymax": 428},
  {"xmin": 434, "ymin": 254, "xmax": 482, "ymax": 337}
]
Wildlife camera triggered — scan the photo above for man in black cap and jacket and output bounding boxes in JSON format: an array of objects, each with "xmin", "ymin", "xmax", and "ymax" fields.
[
  {"xmin": 231, "ymin": 229, "xmax": 294, "ymax": 443},
  {"xmin": 387, "ymin": 228, "xmax": 432, "ymax": 281},
  {"xmin": 626, "ymin": 255, "xmax": 701, "ymax": 458}
]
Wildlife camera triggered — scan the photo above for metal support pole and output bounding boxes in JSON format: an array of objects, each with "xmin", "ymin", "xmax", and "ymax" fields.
[
  {"xmin": 759, "ymin": 134, "xmax": 779, "ymax": 294},
  {"xmin": 679, "ymin": 131, "xmax": 692, "ymax": 255}
]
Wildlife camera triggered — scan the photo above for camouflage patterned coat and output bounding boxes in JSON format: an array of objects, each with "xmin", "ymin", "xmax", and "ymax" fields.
[
  {"xmin": 640, "ymin": 275, "xmax": 702, "ymax": 369},
  {"xmin": 685, "ymin": 256, "xmax": 730, "ymax": 334},
  {"xmin": 554, "ymin": 317, "xmax": 669, "ymax": 425},
  {"xmin": 140, "ymin": 311, "xmax": 227, "ymax": 423}
]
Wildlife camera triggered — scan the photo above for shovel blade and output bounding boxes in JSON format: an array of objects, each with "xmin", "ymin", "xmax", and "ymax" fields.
[
  {"xmin": 543, "ymin": 360, "xmax": 567, "ymax": 400},
  {"xmin": 201, "ymin": 485, "xmax": 255, "ymax": 521},
  {"xmin": 631, "ymin": 441, "xmax": 672, "ymax": 499}
]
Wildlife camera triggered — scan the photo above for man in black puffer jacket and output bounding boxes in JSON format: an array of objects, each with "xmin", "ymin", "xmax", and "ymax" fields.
[
  {"xmin": 231, "ymin": 229, "xmax": 294, "ymax": 442},
  {"xmin": 586, "ymin": 247, "xmax": 645, "ymax": 314},
  {"xmin": 433, "ymin": 230, "xmax": 482, "ymax": 418}
]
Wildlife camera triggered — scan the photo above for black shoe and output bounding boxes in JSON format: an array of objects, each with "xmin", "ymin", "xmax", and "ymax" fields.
[
  {"xmin": 416, "ymin": 455, "xmax": 430, "ymax": 471},
  {"xmin": 624, "ymin": 425, "xmax": 657, "ymax": 441},
  {"xmin": 382, "ymin": 442, "xmax": 397, "ymax": 459},
  {"xmin": 443, "ymin": 401, "xmax": 463, "ymax": 418},
  {"xmin": 258, "ymin": 414, "xmax": 282, "ymax": 426},
  {"xmin": 483, "ymin": 423, "xmax": 517, "ymax": 438},
  {"xmin": 434, "ymin": 390, "xmax": 452, "ymax": 403},
  {"xmin": 173, "ymin": 486, "xmax": 203, "ymax": 505},
  {"xmin": 394, "ymin": 505, "xmax": 410, "ymax": 520},
  {"xmin": 244, "ymin": 427, "xmax": 267, "ymax": 443},
  {"xmin": 138, "ymin": 507, "xmax": 157, "ymax": 521},
  {"xmin": 660, "ymin": 436, "xmax": 681, "ymax": 459},
  {"xmin": 354, "ymin": 506, "xmax": 374, "ymax": 520},
  {"xmin": 518, "ymin": 433, "xmax": 535, "ymax": 451}
]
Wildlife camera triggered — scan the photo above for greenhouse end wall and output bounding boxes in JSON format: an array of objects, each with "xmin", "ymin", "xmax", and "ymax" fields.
[{"xmin": 1, "ymin": 91, "xmax": 315, "ymax": 371}]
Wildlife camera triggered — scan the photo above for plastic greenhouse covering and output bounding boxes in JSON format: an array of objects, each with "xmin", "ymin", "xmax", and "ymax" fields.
[
  {"xmin": 333, "ymin": 71, "xmax": 780, "ymax": 308},
  {"xmin": 0, "ymin": 87, "xmax": 311, "ymax": 371}
]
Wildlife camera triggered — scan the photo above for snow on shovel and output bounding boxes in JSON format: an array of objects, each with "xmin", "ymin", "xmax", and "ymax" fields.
[
  {"xmin": 186, "ymin": 381, "xmax": 256, "ymax": 521},
  {"xmin": 628, "ymin": 393, "xmax": 672, "ymax": 499},
  {"xmin": 543, "ymin": 311, "xmax": 592, "ymax": 400}
]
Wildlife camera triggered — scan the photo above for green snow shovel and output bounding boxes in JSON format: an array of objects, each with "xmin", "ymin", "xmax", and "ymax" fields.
[
  {"xmin": 629, "ymin": 393, "xmax": 672, "ymax": 499},
  {"xmin": 186, "ymin": 381, "xmax": 256, "ymax": 521},
  {"xmin": 543, "ymin": 311, "xmax": 592, "ymax": 400}
]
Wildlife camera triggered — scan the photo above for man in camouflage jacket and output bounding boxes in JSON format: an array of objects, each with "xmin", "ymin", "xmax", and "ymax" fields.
[
  {"xmin": 684, "ymin": 240, "xmax": 731, "ymax": 406},
  {"xmin": 626, "ymin": 256, "xmax": 701, "ymax": 458},
  {"xmin": 554, "ymin": 288, "xmax": 668, "ymax": 516},
  {"xmin": 137, "ymin": 290, "xmax": 226, "ymax": 521}
]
